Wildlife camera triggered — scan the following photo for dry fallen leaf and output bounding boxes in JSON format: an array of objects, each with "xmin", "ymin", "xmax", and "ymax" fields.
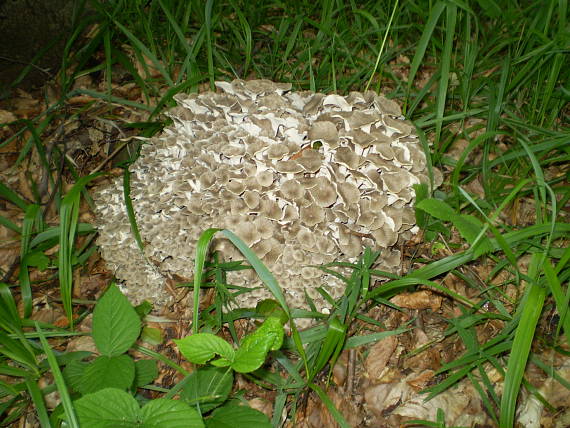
[
  {"xmin": 390, "ymin": 290, "xmax": 442, "ymax": 311},
  {"xmin": 0, "ymin": 109, "xmax": 17, "ymax": 123},
  {"xmin": 364, "ymin": 335, "xmax": 398, "ymax": 383}
]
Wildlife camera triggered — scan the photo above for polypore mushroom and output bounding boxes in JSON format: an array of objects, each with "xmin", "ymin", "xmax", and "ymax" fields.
[{"xmin": 93, "ymin": 79, "xmax": 440, "ymax": 320}]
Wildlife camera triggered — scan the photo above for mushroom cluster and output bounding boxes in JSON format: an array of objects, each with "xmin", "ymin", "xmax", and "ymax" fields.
[{"xmin": 94, "ymin": 80, "xmax": 440, "ymax": 314}]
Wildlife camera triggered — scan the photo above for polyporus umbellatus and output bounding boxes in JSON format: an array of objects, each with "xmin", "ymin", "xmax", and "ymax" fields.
[{"xmin": 93, "ymin": 79, "xmax": 440, "ymax": 315}]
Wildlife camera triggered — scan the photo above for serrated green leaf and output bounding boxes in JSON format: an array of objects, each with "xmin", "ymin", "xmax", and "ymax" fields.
[
  {"xmin": 134, "ymin": 359, "xmax": 158, "ymax": 387},
  {"xmin": 232, "ymin": 317, "xmax": 283, "ymax": 373},
  {"xmin": 205, "ymin": 402, "xmax": 271, "ymax": 428},
  {"xmin": 174, "ymin": 333, "xmax": 234, "ymax": 365},
  {"xmin": 79, "ymin": 355, "xmax": 135, "ymax": 394},
  {"xmin": 73, "ymin": 388, "xmax": 141, "ymax": 427},
  {"xmin": 181, "ymin": 367, "xmax": 233, "ymax": 413},
  {"xmin": 63, "ymin": 359, "xmax": 89, "ymax": 393},
  {"xmin": 141, "ymin": 398, "xmax": 204, "ymax": 427},
  {"xmin": 92, "ymin": 283, "xmax": 141, "ymax": 356},
  {"xmin": 74, "ymin": 387, "xmax": 204, "ymax": 428}
]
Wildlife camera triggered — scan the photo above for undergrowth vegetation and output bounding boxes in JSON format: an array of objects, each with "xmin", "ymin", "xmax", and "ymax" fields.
[{"xmin": 0, "ymin": 0, "xmax": 568, "ymax": 426}]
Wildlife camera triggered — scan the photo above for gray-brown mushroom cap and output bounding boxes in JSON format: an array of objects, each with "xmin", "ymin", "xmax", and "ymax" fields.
[{"xmin": 93, "ymin": 78, "xmax": 439, "ymax": 325}]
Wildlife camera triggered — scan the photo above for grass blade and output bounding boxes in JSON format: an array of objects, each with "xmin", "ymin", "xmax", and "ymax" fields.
[
  {"xmin": 365, "ymin": 0, "xmax": 398, "ymax": 92},
  {"xmin": 308, "ymin": 383, "xmax": 351, "ymax": 428},
  {"xmin": 433, "ymin": 3, "xmax": 457, "ymax": 147},
  {"xmin": 123, "ymin": 168, "xmax": 144, "ymax": 252},
  {"xmin": 406, "ymin": 1, "xmax": 445, "ymax": 108},
  {"xmin": 499, "ymin": 254, "xmax": 546, "ymax": 428},
  {"xmin": 59, "ymin": 173, "xmax": 101, "ymax": 327},
  {"xmin": 35, "ymin": 323, "xmax": 79, "ymax": 428},
  {"xmin": 25, "ymin": 379, "xmax": 51, "ymax": 428}
]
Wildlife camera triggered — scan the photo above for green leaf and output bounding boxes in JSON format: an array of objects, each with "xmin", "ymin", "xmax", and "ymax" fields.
[
  {"xmin": 29, "ymin": 223, "xmax": 94, "ymax": 248},
  {"xmin": 309, "ymin": 383, "xmax": 351, "ymax": 428},
  {"xmin": 0, "ymin": 180, "xmax": 28, "ymax": 211},
  {"xmin": 181, "ymin": 367, "xmax": 233, "ymax": 413},
  {"xmin": 141, "ymin": 398, "xmax": 204, "ymax": 427},
  {"xmin": 74, "ymin": 388, "xmax": 204, "ymax": 428},
  {"xmin": 206, "ymin": 402, "xmax": 271, "ymax": 428},
  {"xmin": 59, "ymin": 172, "xmax": 102, "ymax": 328},
  {"xmin": 92, "ymin": 283, "xmax": 141, "ymax": 356},
  {"xmin": 500, "ymin": 266, "xmax": 546, "ymax": 427},
  {"xmin": 123, "ymin": 168, "xmax": 145, "ymax": 252},
  {"xmin": 36, "ymin": 322, "xmax": 79, "ymax": 427},
  {"xmin": 25, "ymin": 251, "xmax": 50, "ymax": 270},
  {"xmin": 310, "ymin": 316, "xmax": 347, "ymax": 380},
  {"xmin": 63, "ymin": 359, "xmax": 89, "ymax": 393},
  {"xmin": 134, "ymin": 359, "xmax": 158, "ymax": 387},
  {"xmin": 73, "ymin": 388, "xmax": 141, "ymax": 427},
  {"xmin": 174, "ymin": 333, "xmax": 234, "ymax": 365},
  {"xmin": 135, "ymin": 301, "xmax": 153, "ymax": 318},
  {"xmin": 255, "ymin": 300, "xmax": 289, "ymax": 325},
  {"xmin": 232, "ymin": 317, "xmax": 284, "ymax": 373},
  {"xmin": 141, "ymin": 327, "xmax": 163, "ymax": 346},
  {"xmin": 416, "ymin": 198, "xmax": 492, "ymax": 255},
  {"xmin": 475, "ymin": 0, "xmax": 501, "ymax": 17},
  {"xmin": 80, "ymin": 355, "xmax": 135, "ymax": 394}
]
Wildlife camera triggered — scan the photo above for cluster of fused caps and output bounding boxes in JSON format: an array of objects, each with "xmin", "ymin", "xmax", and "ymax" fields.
[{"xmin": 94, "ymin": 80, "xmax": 439, "ymax": 316}]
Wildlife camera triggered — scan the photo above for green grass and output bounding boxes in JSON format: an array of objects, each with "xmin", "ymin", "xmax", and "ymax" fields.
[{"xmin": 0, "ymin": 0, "xmax": 569, "ymax": 426}]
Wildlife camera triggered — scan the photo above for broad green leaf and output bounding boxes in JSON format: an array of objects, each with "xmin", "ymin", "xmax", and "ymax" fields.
[
  {"xmin": 232, "ymin": 317, "xmax": 284, "ymax": 373},
  {"xmin": 79, "ymin": 355, "xmax": 135, "ymax": 394},
  {"xmin": 25, "ymin": 251, "xmax": 50, "ymax": 270},
  {"xmin": 134, "ymin": 359, "xmax": 158, "ymax": 387},
  {"xmin": 74, "ymin": 388, "xmax": 204, "ymax": 428},
  {"xmin": 74, "ymin": 388, "xmax": 141, "ymax": 427},
  {"xmin": 205, "ymin": 402, "xmax": 271, "ymax": 428},
  {"xmin": 416, "ymin": 198, "xmax": 492, "ymax": 255},
  {"xmin": 175, "ymin": 333, "xmax": 234, "ymax": 365},
  {"xmin": 63, "ymin": 359, "xmax": 89, "ymax": 393},
  {"xmin": 141, "ymin": 398, "xmax": 204, "ymax": 427},
  {"xmin": 92, "ymin": 283, "xmax": 141, "ymax": 356},
  {"xmin": 255, "ymin": 300, "xmax": 289, "ymax": 325},
  {"xmin": 181, "ymin": 367, "xmax": 233, "ymax": 413},
  {"xmin": 417, "ymin": 198, "xmax": 456, "ymax": 221}
]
